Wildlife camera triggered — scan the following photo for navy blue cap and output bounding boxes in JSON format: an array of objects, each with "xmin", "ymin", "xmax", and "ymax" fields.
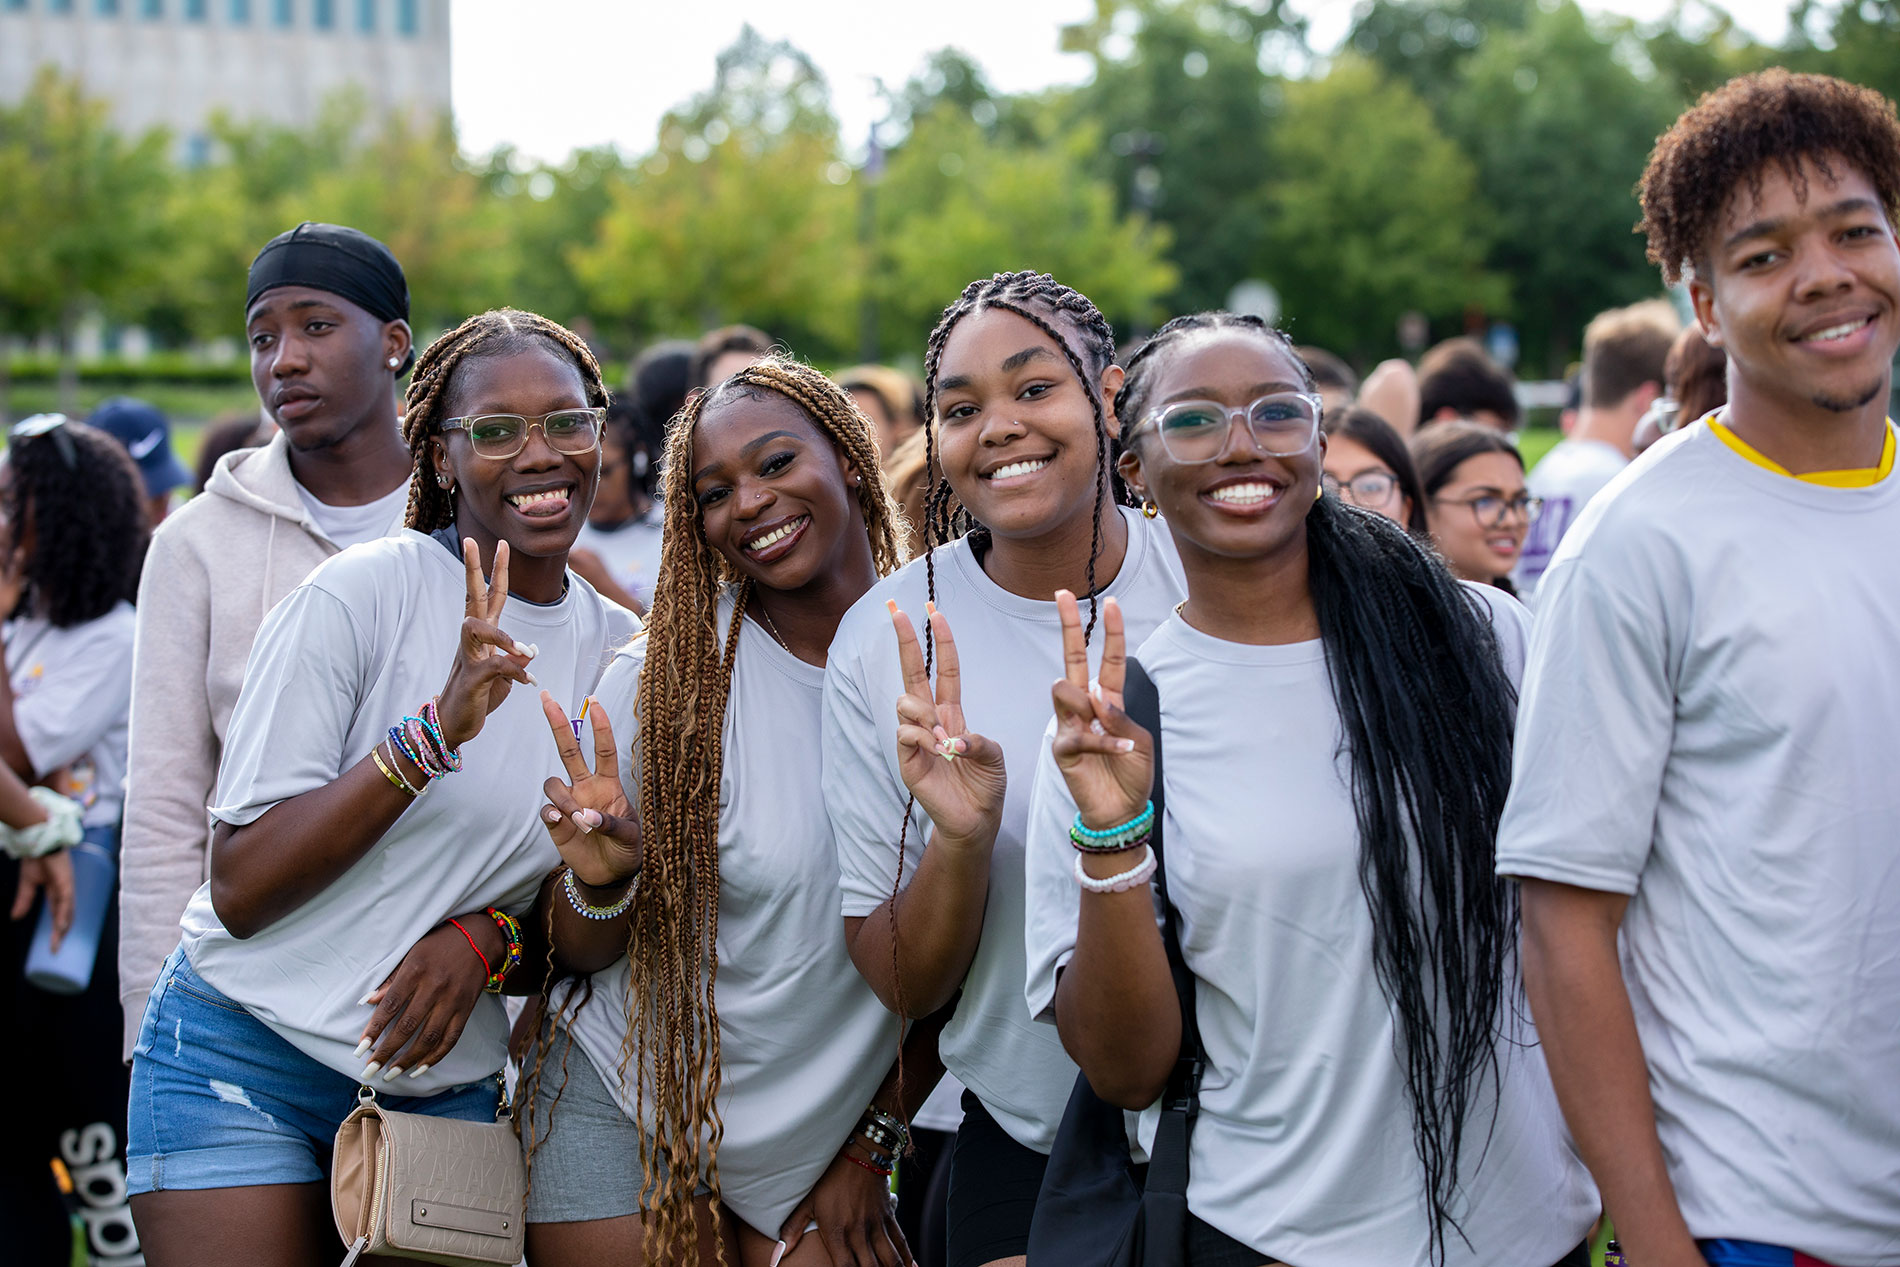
[{"xmin": 88, "ymin": 397, "xmax": 192, "ymax": 497}]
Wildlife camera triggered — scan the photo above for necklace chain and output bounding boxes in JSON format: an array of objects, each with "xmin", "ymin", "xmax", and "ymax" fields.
[{"xmin": 752, "ymin": 597, "xmax": 793, "ymax": 653}]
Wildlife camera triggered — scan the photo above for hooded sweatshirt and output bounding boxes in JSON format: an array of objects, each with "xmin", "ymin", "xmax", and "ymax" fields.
[{"xmin": 116, "ymin": 432, "xmax": 407, "ymax": 1059}]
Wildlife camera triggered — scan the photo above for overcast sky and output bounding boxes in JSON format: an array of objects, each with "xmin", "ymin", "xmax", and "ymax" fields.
[{"xmin": 450, "ymin": 0, "xmax": 1797, "ymax": 165}]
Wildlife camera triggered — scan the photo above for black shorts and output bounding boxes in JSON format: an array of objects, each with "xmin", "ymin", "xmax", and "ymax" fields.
[
  {"xmin": 946, "ymin": 1090, "xmax": 1047, "ymax": 1267},
  {"xmin": 1184, "ymin": 1219, "xmax": 1589, "ymax": 1267}
]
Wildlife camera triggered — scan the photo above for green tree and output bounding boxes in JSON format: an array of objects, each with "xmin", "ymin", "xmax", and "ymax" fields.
[
  {"xmin": 570, "ymin": 28, "xmax": 861, "ymax": 359},
  {"xmin": 871, "ymin": 103, "xmax": 1178, "ymax": 358},
  {"xmin": 1258, "ymin": 58, "xmax": 1503, "ymax": 362},
  {"xmin": 483, "ymin": 145, "xmax": 636, "ymax": 338},
  {"xmin": 1785, "ymin": 0, "xmax": 1900, "ymax": 104},
  {"xmin": 0, "ymin": 69, "xmax": 173, "ymax": 412}
]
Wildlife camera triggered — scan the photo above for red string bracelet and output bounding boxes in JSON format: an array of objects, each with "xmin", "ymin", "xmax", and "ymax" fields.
[
  {"xmin": 843, "ymin": 1151, "xmax": 893, "ymax": 1179},
  {"xmin": 448, "ymin": 917, "xmax": 491, "ymax": 980}
]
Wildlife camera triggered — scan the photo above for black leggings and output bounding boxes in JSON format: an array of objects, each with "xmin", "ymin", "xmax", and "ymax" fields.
[
  {"xmin": 1185, "ymin": 1218, "xmax": 1592, "ymax": 1267},
  {"xmin": 946, "ymin": 1091, "xmax": 1047, "ymax": 1267}
]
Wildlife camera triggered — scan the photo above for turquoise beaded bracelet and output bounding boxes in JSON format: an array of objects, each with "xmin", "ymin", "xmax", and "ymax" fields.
[{"xmin": 1070, "ymin": 801, "xmax": 1154, "ymax": 851}]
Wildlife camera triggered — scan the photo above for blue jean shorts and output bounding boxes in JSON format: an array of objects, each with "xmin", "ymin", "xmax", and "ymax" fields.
[{"xmin": 127, "ymin": 947, "xmax": 501, "ymax": 1195}]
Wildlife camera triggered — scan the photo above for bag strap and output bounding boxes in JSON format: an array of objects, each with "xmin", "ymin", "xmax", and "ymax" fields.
[{"xmin": 1122, "ymin": 658, "xmax": 1204, "ymax": 1149}]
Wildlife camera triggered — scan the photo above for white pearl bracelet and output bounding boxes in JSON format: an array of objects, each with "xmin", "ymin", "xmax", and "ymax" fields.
[
  {"xmin": 1073, "ymin": 844, "xmax": 1156, "ymax": 894},
  {"xmin": 563, "ymin": 866, "xmax": 637, "ymax": 919}
]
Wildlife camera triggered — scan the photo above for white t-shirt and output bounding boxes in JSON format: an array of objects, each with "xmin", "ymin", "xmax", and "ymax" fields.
[
  {"xmin": 1496, "ymin": 422, "xmax": 1900, "ymax": 1265},
  {"xmin": 5, "ymin": 603, "xmax": 136, "ymax": 829},
  {"xmin": 574, "ymin": 510, "xmax": 666, "ymax": 610},
  {"xmin": 563, "ymin": 593, "xmax": 897, "ymax": 1234},
  {"xmin": 824, "ymin": 507, "xmax": 1186, "ymax": 1152},
  {"xmin": 1514, "ymin": 438, "xmax": 1627, "ymax": 599},
  {"xmin": 295, "ymin": 479, "xmax": 410, "ymax": 553},
  {"xmin": 181, "ymin": 532, "xmax": 637, "ymax": 1095},
  {"xmin": 1025, "ymin": 593, "xmax": 1597, "ymax": 1265}
]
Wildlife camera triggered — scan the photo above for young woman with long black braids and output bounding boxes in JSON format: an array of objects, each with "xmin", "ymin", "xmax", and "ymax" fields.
[
  {"xmin": 1021, "ymin": 313, "xmax": 1597, "ymax": 1266},
  {"xmin": 823, "ymin": 272, "xmax": 1186, "ymax": 1267},
  {"xmin": 125, "ymin": 310, "xmax": 639, "ymax": 1265},
  {"xmin": 518, "ymin": 357, "xmax": 926, "ymax": 1267}
]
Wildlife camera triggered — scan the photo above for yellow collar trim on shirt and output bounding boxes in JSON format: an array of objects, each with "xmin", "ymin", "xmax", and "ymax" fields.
[{"xmin": 1707, "ymin": 415, "xmax": 1895, "ymax": 487}]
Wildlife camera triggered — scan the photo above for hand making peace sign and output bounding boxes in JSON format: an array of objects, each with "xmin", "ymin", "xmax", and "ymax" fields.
[
  {"xmin": 433, "ymin": 538, "xmax": 537, "ymax": 752},
  {"xmin": 889, "ymin": 600, "xmax": 1007, "ymax": 852},
  {"xmin": 1049, "ymin": 592, "xmax": 1154, "ymax": 831},
  {"xmin": 536, "ymin": 690, "xmax": 643, "ymax": 889}
]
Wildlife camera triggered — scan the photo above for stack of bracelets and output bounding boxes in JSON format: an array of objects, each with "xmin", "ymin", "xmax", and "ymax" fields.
[
  {"xmin": 448, "ymin": 907, "xmax": 524, "ymax": 993},
  {"xmin": 1070, "ymin": 800, "xmax": 1158, "ymax": 894},
  {"xmin": 562, "ymin": 865, "xmax": 638, "ymax": 920},
  {"xmin": 843, "ymin": 1105, "xmax": 911, "ymax": 1179},
  {"xmin": 371, "ymin": 698, "xmax": 463, "ymax": 798}
]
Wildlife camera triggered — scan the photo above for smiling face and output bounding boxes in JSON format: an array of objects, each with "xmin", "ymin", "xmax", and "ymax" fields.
[
  {"xmin": 1118, "ymin": 327, "xmax": 1322, "ymax": 563},
  {"xmin": 246, "ymin": 285, "xmax": 409, "ymax": 451},
  {"xmin": 1423, "ymin": 451, "xmax": 1529, "ymax": 583},
  {"xmin": 1692, "ymin": 154, "xmax": 1900, "ymax": 419},
  {"xmin": 428, "ymin": 345, "xmax": 600, "ymax": 565},
  {"xmin": 689, "ymin": 387, "xmax": 866, "ymax": 594},
  {"xmin": 932, "ymin": 306, "xmax": 1123, "ymax": 542},
  {"xmin": 1322, "ymin": 432, "xmax": 1412, "ymax": 527}
]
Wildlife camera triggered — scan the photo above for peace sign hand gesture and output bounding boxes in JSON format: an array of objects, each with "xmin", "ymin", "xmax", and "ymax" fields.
[
  {"xmin": 1049, "ymin": 592, "xmax": 1153, "ymax": 831},
  {"xmin": 435, "ymin": 538, "xmax": 537, "ymax": 752},
  {"xmin": 537, "ymin": 691, "xmax": 643, "ymax": 889},
  {"xmin": 890, "ymin": 600, "xmax": 1007, "ymax": 853}
]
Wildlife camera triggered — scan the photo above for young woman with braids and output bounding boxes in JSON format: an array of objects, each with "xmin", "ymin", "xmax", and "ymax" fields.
[
  {"xmin": 516, "ymin": 356, "xmax": 926, "ymax": 1267},
  {"xmin": 822, "ymin": 272, "xmax": 1185, "ymax": 1267},
  {"xmin": 126, "ymin": 309, "xmax": 639, "ymax": 1265},
  {"xmin": 1019, "ymin": 312, "xmax": 1596, "ymax": 1267}
]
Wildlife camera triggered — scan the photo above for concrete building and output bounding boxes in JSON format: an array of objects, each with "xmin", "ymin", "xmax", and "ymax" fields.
[{"xmin": 0, "ymin": 0, "xmax": 451, "ymax": 160}]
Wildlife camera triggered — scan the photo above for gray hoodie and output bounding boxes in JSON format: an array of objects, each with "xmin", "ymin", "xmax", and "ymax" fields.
[{"xmin": 116, "ymin": 432, "xmax": 406, "ymax": 1059}]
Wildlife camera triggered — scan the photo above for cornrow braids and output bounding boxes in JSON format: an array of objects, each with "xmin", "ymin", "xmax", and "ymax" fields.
[
  {"xmin": 616, "ymin": 356, "xmax": 906, "ymax": 1261},
  {"xmin": 400, "ymin": 309, "xmax": 609, "ymax": 532},
  {"xmin": 1117, "ymin": 312, "xmax": 1520, "ymax": 1265}
]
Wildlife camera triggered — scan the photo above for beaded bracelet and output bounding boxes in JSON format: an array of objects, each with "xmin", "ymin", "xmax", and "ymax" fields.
[
  {"xmin": 482, "ymin": 907, "xmax": 523, "ymax": 992},
  {"xmin": 387, "ymin": 724, "xmax": 445, "ymax": 783},
  {"xmin": 1070, "ymin": 824, "xmax": 1151, "ymax": 856},
  {"xmin": 563, "ymin": 867, "xmax": 637, "ymax": 920},
  {"xmin": 372, "ymin": 742, "xmax": 420, "ymax": 798},
  {"xmin": 418, "ymin": 698, "xmax": 463, "ymax": 772},
  {"xmin": 1073, "ymin": 844, "xmax": 1157, "ymax": 894},
  {"xmin": 1071, "ymin": 801, "xmax": 1154, "ymax": 851},
  {"xmin": 843, "ymin": 1150, "xmax": 893, "ymax": 1179},
  {"xmin": 857, "ymin": 1108, "xmax": 910, "ymax": 1156}
]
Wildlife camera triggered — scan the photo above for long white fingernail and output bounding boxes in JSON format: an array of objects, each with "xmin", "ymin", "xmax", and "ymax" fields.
[
  {"xmin": 362, "ymin": 1061, "xmax": 381, "ymax": 1079},
  {"xmin": 525, "ymin": 672, "xmax": 539, "ymax": 686},
  {"xmin": 769, "ymin": 1241, "xmax": 788, "ymax": 1267},
  {"xmin": 353, "ymin": 1037, "xmax": 372, "ymax": 1058},
  {"xmin": 1089, "ymin": 682, "xmax": 1103, "ymax": 699},
  {"xmin": 357, "ymin": 992, "xmax": 378, "ymax": 1007},
  {"xmin": 513, "ymin": 641, "xmax": 532, "ymax": 656},
  {"xmin": 528, "ymin": 643, "xmax": 540, "ymax": 657},
  {"xmin": 382, "ymin": 1065, "xmax": 405, "ymax": 1082},
  {"xmin": 407, "ymin": 1064, "xmax": 430, "ymax": 1079}
]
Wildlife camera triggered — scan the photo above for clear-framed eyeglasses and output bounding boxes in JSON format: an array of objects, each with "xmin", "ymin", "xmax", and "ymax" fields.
[
  {"xmin": 1131, "ymin": 392, "xmax": 1323, "ymax": 464},
  {"xmin": 1434, "ymin": 491, "xmax": 1544, "ymax": 529},
  {"xmin": 1639, "ymin": 395, "xmax": 1685, "ymax": 436},
  {"xmin": 1321, "ymin": 469, "xmax": 1400, "ymax": 509},
  {"xmin": 438, "ymin": 408, "xmax": 606, "ymax": 461}
]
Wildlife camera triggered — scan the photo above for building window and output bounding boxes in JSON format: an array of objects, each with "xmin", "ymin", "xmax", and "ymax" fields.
[
  {"xmin": 50, "ymin": 0, "xmax": 74, "ymax": 13},
  {"xmin": 354, "ymin": 0, "xmax": 372, "ymax": 30},
  {"xmin": 97, "ymin": 0, "xmax": 120, "ymax": 14},
  {"xmin": 142, "ymin": 0, "xmax": 162, "ymax": 16},
  {"xmin": 229, "ymin": 0, "xmax": 248, "ymax": 21},
  {"xmin": 272, "ymin": 0, "xmax": 290, "ymax": 26},
  {"xmin": 312, "ymin": 0, "xmax": 330, "ymax": 27},
  {"xmin": 396, "ymin": 0, "xmax": 415, "ymax": 35},
  {"xmin": 184, "ymin": 0, "xmax": 205, "ymax": 17}
]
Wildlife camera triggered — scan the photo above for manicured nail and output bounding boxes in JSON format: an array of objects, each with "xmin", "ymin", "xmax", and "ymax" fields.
[
  {"xmin": 577, "ymin": 809, "xmax": 602, "ymax": 831},
  {"xmin": 357, "ymin": 992, "xmax": 378, "ymax": 1007},
  {"xmin": 770, "ymin": 1241, "xmax": 788, "ymax": 1267},
  {"xmin": 512, "ymin": 641, "xmax": 532, "ymax": 656},
  {"xmin": 406, "ymin": 1064, "xmax": 430, "ymax": 1079},
  {"xmin": 1089, "ymin": 682, "xmax": 1102, "ymax": 699},
  {"xmin": 1116, "ymin": 738, "xmax": 1136, "ymax": 752},
  {"xmin": 353, "ymin": 1037, "xmax": 372, "ymax": 1058},
  {"xmin": 545, "ymin": 807, "xmax": 563, "ymax": 823},
  {"xmin": 382, "ymin": 1065, "xmax": 404, "ymax": 1082},
  {"xmin": 951, "ymin": 737, "xmax": 967, "ymax": 753},
  {"xmin": 524, "ymin": 672, "xmax": 538, "ymax": 686},
  {"xmin": 885, "ymin": 599, "xmax": 898, "ymax": 614},
  {"xmin": 529, "ymin": 643, "xmax": 540, "ymax": 657},
  {"xmin": 362, "ymin": 1061, "xmax": 381, "ymax": 1079}
]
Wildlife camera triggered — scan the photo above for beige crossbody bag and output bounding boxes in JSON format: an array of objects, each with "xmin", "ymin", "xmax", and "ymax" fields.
[{"xmin": 333, "ymin": 1083, "xmax": 527, "ymax": 1266}]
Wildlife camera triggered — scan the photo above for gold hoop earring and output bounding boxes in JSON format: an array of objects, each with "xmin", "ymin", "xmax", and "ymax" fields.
[
  {"xmin": 1315, "ymin": 485, "xmax": 1323, "ymax": 502},
  {"xmin": 1141, "ymin": 499, "xmax": 1159, "ymax": 519}
]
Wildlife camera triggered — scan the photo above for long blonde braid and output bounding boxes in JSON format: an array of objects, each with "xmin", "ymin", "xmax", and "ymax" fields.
[{"xmin": 625, "ymin": 355, "xmax": 906, "ymax": 1260}]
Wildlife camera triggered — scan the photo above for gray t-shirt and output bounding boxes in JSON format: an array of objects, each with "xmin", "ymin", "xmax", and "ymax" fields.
[
  {"xmin": 564, "ymin": 593, "xmax": 896, "ymax": 1233},
  {"xmin": 823, "ymin": 507, "xmax": 1185, "ymax": 1152},
  {"xmin": 183, "ymin": 532, "xmax": 637, "ymax": 1094},
  {"xmin": 5, "ymin": 603, "xmax": 136, "ymax": 829},
  {"xmin": 1497, "ymin": 421, "xmax": 1900, "ymax": 1263},
  {"xmin": 1026, "ymin": 596, "xmax": 1597, "ymax": 1263}
]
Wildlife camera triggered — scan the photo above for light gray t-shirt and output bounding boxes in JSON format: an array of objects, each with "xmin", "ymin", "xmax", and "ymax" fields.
[
  {"xmin": 182, "ymin": 532, "xmax": 637, "ymax": 1094},
  {"xmin": 574, "ymin": 511, "xmax": 665, "ymax": 610},
  {"xmin": 823, "ymin": 507, "xmax": 1185, "ymax": 1152},
  {"xmin": 1515, "ymin": 437, "xmax": 1628, "ymax": 599},
  {"xmin": 295, "ymin": 479, "xmax": 410, "ymax": 553},
  {"xmin": 1497, "ymin": 421, "xmax": 1900, "ymax": 1264},
  {"xmin": 1025, "ymin": 595, "xmax": 1597, "ymax": 1264},
  {"xmin": 563, "ymin": 593, "xmax": 897, "ymax": 1234},
  {"xmin": 5, "ymin": 603, "xmax": 136, "ymax": 829}
]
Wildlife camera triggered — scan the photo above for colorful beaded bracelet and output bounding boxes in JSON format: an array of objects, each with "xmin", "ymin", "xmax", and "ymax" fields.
[
  {"xmin": 1071, "ymin": 801, "xmax": 1154, "ymax": 849},
  {"xmin": 1070, "ymin": 825, "xmax": 1151, "ymax": 856},
  {"xmin": 1073, "ymin": 844, "xmax": 1157, "ymax": 894},
  {"xmin": 372, "ymin": 742, "xmax": 420, "ymax": 798},
  {"xmin": 562, "ymin": 866, "xmax": 637, "ymax": 920},
  {"xmin": 481, "ymin": 906, "xmax": 523, "ymax": 993}
]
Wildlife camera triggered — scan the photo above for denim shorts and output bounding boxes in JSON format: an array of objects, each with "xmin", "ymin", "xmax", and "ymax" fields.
[{"xmin": 127, "ymin": 947, "xmax": 502, "ymax": 1195}]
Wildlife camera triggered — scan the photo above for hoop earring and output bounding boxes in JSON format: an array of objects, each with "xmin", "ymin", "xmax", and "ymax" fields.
[
  {"xmin": 1315, "ymin": 485, "xmax": 1323, "ymax": 502},
  {"xmin": 1140, "ymin": 498, "xmax": 1159, "ymax": 519}
]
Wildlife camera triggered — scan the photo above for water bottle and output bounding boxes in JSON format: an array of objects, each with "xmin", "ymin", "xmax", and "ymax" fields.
[
  {"xmin": 25, "ymin": 824, "xmax": 118, "ymax": 995},
  {"xmin": 1603, "ymin": 1239, "xmax": 1627, "ymax": 1266}
]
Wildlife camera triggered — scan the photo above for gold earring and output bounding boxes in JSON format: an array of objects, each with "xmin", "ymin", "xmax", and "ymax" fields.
[
  {"xmin": 1141, "ymin": 498, "xmax": 1159, "ymax": 519},
  {"xmin": 1315, "ymin": 485, "xmax": 1323, "ymax": 502}
]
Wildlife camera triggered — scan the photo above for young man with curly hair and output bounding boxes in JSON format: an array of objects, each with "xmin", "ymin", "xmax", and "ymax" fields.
[{"xmin": 1498, "ymin": 71, "xmax": 1900, "ymax": 1267}]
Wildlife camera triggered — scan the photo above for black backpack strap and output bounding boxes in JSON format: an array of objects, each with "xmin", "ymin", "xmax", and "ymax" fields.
[{"xmin": 1120, "ymin": 659, "xmax": 1204, "ymax": 1176}]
